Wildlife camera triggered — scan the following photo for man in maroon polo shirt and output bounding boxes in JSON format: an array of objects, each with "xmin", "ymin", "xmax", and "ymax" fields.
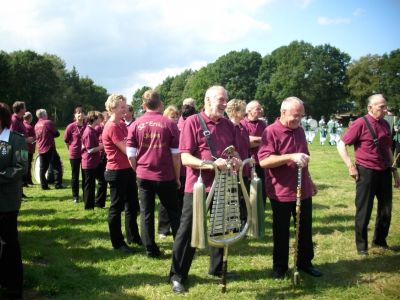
[
  {"xmin": 258, "ymin": 96, "xmax": 322, "ymax": 280},
  {"xmin": 241, "ymin": 100, "xmax": 267, "ymax": 202},
  {"xmin": 337, "ymin": 94, "xmax": 400, "ymax": 255},
  {"xmin": 34, "ymin": 109, "xmax": 63, "ymax": 190},
  {"xmin": 126, "ymin": 90, "xmax": 181, "ymax": 258},
  {"xmin": 168, "ymin": 86, "xmax": 241, "ymax": 294}
]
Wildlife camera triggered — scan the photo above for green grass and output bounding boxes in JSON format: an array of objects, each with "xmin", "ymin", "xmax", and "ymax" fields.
[{"xmin": 19, "ymin": 132, "xmax": 400, "ymax": 299}]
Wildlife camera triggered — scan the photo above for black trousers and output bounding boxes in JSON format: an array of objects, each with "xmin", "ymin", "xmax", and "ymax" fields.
[
  {"xmin": 23, "ymin": 152, "xmax": 34, "ymax": 185},
  {"xmin": 105, "ymin": 168, "xmax": 140, "ymax": 249},
  {"xmin": 83, "ymin": 164, "xmax": 106, "ymax": 209},
  {"xmin": 94, "ymin": 156, "xmax": 107, "ymax": 208},
  {"xmin": 39, "ymin": 147, "xmax": 62, "ymax": 188},
  {"xmin": 355, "ymin": 165, "xmax": 392, "ymax": 251},
  {"xmin": 158, "ymin": 176, "xmax": 185, "ymax": 235},
  {"xmin": 137, "ymin": 178, "xmax": 182, "ymax": 255},
  {"xmin": 0, "ymin": 211, "xmax": 23, "ymax": 298},
  {"xmin": 69, "ymin": 158, "xmax": 82, "ymax": 199},
  {"xmin": 169, "ymin": 193, "xmax": 224, "ymax": 284},
  {"xmin": 270, "ymin": 198, "xmax": 314, "ymax": 272}
]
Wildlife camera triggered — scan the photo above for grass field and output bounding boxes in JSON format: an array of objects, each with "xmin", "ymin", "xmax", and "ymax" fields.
[{"xmin": 19, "ymin": 132, "xmax": 400, "ymax": 299}]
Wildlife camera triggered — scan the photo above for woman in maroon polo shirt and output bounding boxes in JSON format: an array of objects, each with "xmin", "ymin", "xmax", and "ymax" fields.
[
  {"xmin": 81, "ymin": 111, "xmax": 104, "ymax": 210},
  {"xmin": 102, "ymin": 94, "xmax": 141, "ymax": 254},
  {"xmin": 64, "ymin": 106, "xmax": 85, "ymax": 203},
  {"xmin": 23, "ymin": 112, "xmax": 36, "ymax": 186}
]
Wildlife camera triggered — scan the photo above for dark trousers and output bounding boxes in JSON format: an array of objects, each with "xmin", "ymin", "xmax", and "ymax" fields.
[
  {"xmin": 270, "ymin": 198, "xmax": 314, "ymax": 272},
  {"xmin": 83, "ymin": 164, "xmax": 106, "ymax": 209},
  {"xmin": 105, "ymin": 168, "xmax": 140, "ymax": 249},
  {"xmin": 170, "ymin": 193, "xmax": 224, "ymax": 284},
  {"xmin": 158, "ymin": 176, "xmax": 185, "ymax": 235},
  {"xmin": 23, "ymin": 152, "xmax": 34, "ymax": 185},
  {"xmin": 137, "ymin": 178, "xmax": 182, "ymax": 255},
  {"xmin": 69, "ymin": 158, "xmax": 82, "ymax": 199},
  {"xmin": 255, "ymin": 164, "xmax": 266, "ymax": 206},
  {"xmin": 0, "ymin": 211, "xmax": 23, "ymax": 298},
  {"xmin": 355, "ymin": 165, "xmax": 392, "ymax": 251},
  {"xmin": 39, "ymin": 147, "xmax": 62, "ymax": 188},
  {"xmin": 94, "ymin": 157, "xmax": 107, "ymax": 208}
]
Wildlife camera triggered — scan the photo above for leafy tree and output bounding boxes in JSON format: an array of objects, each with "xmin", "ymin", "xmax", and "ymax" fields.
[
  {"xmin": 166, "ymin": 69, "xmax": 194, "ymax": 107},
  {"xmin": 0, "ymin": 51, "xmax": 11, "ymax": 103},
  {"xmin": 380, "ymin": 49, "xmax": 400, "ymax": 112},
  {"xmin": 346, "ymin": 55, "xmax": 383, "ymax": 112},
  {"xmin": 182, "ymin": 66, "xmax": 216, "ymax": 108}
]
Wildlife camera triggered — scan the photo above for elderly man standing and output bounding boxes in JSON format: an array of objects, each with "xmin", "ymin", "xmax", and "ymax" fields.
[
  {"xmin": 258, "ymin": 97, "xmax": 322, "ymax": 279},
  {"xmin": 241, "ymin": 100, "xmax": 267, "ymax": 203},
  {"xmin": 169, "ymin": 86, "xmax": 240, "ymax": 293},
  {"xmin": 337, "ymin": 94, "xmax": 400, "ymax": 255}
]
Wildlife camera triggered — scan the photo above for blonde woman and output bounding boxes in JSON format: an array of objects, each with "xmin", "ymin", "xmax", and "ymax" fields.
[{"xmin": 102, "ymin": 94, "xmax": 141, "ymax": 254}]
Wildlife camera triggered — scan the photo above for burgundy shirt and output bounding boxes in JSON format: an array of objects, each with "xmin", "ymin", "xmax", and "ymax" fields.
[
  {"xmin": 10, "ymin": 114, "xmax": 27, "ymax": 136},
  {"xmin": 102, "ymin": 120, "xmax": 130, "ymax": 170},
  {"xmin": 258, "ymin": 119, "xmax": 313, "ymax": 202},
  {"xmin": 177, "ymin": 116, "xmax": 185, "ymax": 131},
  {"xmin": 233, "ymin": 123, "xmax": 251, "ymax": 178},
  {"xmin": 342, "ymin": 113, "xmax": 392, "ymax": 171},
  {"xmin": 81, "ymin": 126, "xmax": 101, "ymax": 169},
  {"xmin": 180, "ymin": 112, "xmax": 238, "ymax": 193},
  {"xmin": 23, "ymin": 121, "xmax": 36, "ymax": 154},
  {"xmin": 127, "ymin": 111, "xmax": 179, "ymax": 181},
  {"xmin": 95, "ymin": 124, "xmax": 105, "ymax": 157},
  {"xmin": 34, "ymin": 118, "xmax": 59, "ymax": 154},
  {"xmin": 64, "ymin": 122, "xmax": 85, "ymax": 159},
  {"xmin": 240, "ymin": 117, "xmax": 267, "ymax": 161}
]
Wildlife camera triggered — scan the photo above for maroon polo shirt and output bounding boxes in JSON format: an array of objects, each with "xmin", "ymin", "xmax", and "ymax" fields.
[
  {"xmin": 342, "ymin": 113, "xmax": 392, "ymax": 171},
  {"xmin": 95, "ymin": 124, "xmax": 105, "ymax": 157},
  {"xmin": 233, "ymin": 122, "xmax": 251, "ymax": 178},
  {"xmin": 23, "ymin": 121, "xmax": 36, "ymax": 154},
  {"xmin": 102, "ymin": 120, "xmax": 130, "ymax": 170},
  {"xmin": 10, "ymin": 114, "xmax": 27, "ymax": 136},
  {"xmin": 127, "ymin": 111, "xmax": 179, "ymax": 181},
  {"xmin": 34, "ymin": 118, "xmax": 59, "ymax": 154},
  {"xmin": 177, "ymin": 116, "xmax": 185, "ymax": 131},
  {"xmin": 258, "ymin": 119, "xmax": 313, "ymax": 202},
  {"xmin": 181, "ymin": 112, "xmax": 238, "ymax": 193},
  {"xmin": 240, "ymin": 117, "xmax": 267, "ymax": 161},
  {"xmin": 81, "ymin": 126, "xmax": 101, "ymax": 169},
  {"xmin": 64, "ymin": 122, "xmax": 85, "ymax": 159}
]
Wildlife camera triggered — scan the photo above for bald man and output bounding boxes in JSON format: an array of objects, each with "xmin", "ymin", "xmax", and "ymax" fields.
[{"xmin": 337, "ymin": 94, "xmax": 400, "ymax": 255}]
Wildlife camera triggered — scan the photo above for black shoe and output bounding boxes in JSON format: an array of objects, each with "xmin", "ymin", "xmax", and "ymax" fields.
[
  {"xmin": 272, "ymin": 269, "xmax": 286, "ymax": 280},
  {"xmin": 171, "ymin": 280, "xmax": 186, "ymax": 293},
  {"xmin": 357, "ymin": 250, "xmax": 369, "ymax": 256},
  {"xmin": 55, "ymin": 184, "xmax": 65, "ymax": 189},
  {"xmin": 115, "ymin": 244, "xmax": 135, "ymax": 254},
  {"xmin": 371, "ymin": 242, "xmax": 389, "ymax": 249},
  {"xmin": 41, "ymin": 186, "xmax": 50, "ymax": 190},
  {"xmin": 209, "ymin": 271, "xmax": 239, "ymax": 279},
  {"xmin": 128, "ymin": 238, "xmax": 143, "ymax": 246},
  {"xmin": 147, "ymin": 249, "xmax": 164, "ymax": 259},
  {"xmin": 297, "ymin": 265, "xmax": 323, "ymax": 277}
]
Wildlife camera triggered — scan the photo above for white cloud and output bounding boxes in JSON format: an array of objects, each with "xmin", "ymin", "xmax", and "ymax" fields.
[
  {"xmin": 119, "ymin": 60, "xmax": 208, "ymax": 99},
  {"xmin": 317, "ymin": 16, "xmax": 351, "ymax": 25},
  {"xmin": 353, "ymin": 8, "xmax": 365, "ymax": 17}
]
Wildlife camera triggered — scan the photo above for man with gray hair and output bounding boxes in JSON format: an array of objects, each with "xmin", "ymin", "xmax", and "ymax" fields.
[
  {"xmin": 258, "ymin": 96, "xmax": 321, "ymax": 279},
  {"xmin": 34, "ymin": 109, "xmax": 63, "ymax": 190},
  {"xmin": 337, "ymin": 94, "xmax": 400, "ymax": 255}
]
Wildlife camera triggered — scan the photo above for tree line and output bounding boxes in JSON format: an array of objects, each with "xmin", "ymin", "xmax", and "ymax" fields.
[
  {"xmin": 0, "ymin": 50, "xmax": 108, "ymax": 125},
  {"xmin": 134, "ymin": 41, "xmax": 400, "ymax": 122},
  {"xmin": 1, "ymin": 40, "xmax": 399, "ymax": 125}
]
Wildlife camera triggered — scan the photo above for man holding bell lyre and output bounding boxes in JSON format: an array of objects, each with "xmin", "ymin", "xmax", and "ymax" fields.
[
  {"xmin": 258, "ymin": 96, "xmax": 322, "ymax": 280},
  {"xmin": 169, "ymin": 86, "xmax": 241, "ymax": 293}
]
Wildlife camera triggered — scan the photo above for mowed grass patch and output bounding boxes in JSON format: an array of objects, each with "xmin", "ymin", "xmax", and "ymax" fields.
[{"xmin": 19, "ymin": 131, "xmax": 400, "ymax": 299}]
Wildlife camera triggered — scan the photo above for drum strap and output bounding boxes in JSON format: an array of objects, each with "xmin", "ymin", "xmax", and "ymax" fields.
[{"xmin": 363, "ymin": 116, "xmax": 390, "ymax": 168}]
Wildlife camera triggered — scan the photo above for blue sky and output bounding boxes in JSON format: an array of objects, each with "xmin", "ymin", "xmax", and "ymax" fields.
[{"xmin": 1, "ymin": 0, "xmax": 399, "ymax": 98}]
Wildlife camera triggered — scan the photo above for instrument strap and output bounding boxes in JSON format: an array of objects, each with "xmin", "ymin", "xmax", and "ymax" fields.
[
  {"xmin": 197, "ymin": 113, "xmax": 218, "ymax": 161},
  {"xmin": 362, "ymin": 116, "xmax": 390, "ymax": 168}
]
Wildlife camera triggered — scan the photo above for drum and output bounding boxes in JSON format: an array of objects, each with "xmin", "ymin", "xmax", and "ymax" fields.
[{"xmin": 33, "ymin": 154, "xmax": 64, "ymax": 184}]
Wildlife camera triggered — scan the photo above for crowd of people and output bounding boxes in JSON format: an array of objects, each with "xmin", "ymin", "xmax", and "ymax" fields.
[{"xmin": 0, "ymin": 88, "xmax": 399, "ymax": 298}]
